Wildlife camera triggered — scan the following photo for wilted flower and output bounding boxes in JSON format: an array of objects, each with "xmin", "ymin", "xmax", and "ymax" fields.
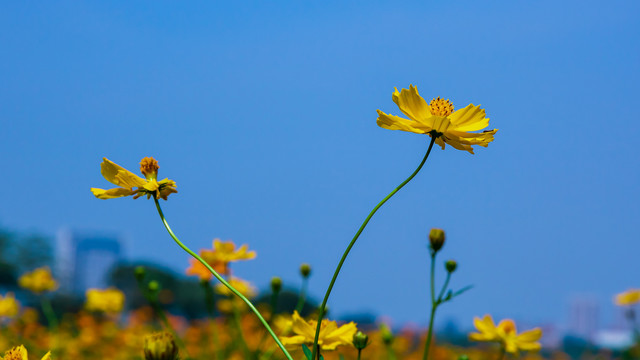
[
  {"xmin": 91, "ymin": 157, "xmax": 177, "ymax": 200},
  {"xmin": 85, "ymin": 288, "xmax": 126, "ymax": 314},
  {"xmin": 469, "ymin": 314, "xmax": 542, "ymax": 354},
  {"xmin": 281, "ymin": 311, "xmax": 357, "ymax": 351},
  {"xmin": 377, "ymin": 85, "xmax": 497, "ymax": 154},
  {"xmin": 18, "ymin": 267, "xmax": 58, "ymax": 294}
]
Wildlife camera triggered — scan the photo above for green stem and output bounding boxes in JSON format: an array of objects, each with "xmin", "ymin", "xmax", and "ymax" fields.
[
  {"xmin": 357, "ymin": 349, "xmax": 362, "ymax": 360},
  {"xmin": 437, "ymin": 272, "xmax": 451, "ymax": 303},
  {"xmin": 295, "ymin": 277, "xmax": 308, "ymax": 313},
  {"xmin": 497, "ymin": 346, "xmax": 506, "ymax": 360},
  {"xmin": 422, "ymin": 251, "xmax": 438, "ymax": 360},
  {"xmin": 153, "ymin": 199, "xmax": 294, "ymax": 360},
  {"xmin": 311, "ymin": 136, "xmax": 437, "ymax": 360},
  {"xmin": 40, "ymin": 296, "xmax": 58, "ymax": 330}
]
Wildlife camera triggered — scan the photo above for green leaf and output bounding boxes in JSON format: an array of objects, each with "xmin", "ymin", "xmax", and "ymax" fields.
[{"xmin": 302, "ymin": 344, "xmax": 312, "ymax": 360}]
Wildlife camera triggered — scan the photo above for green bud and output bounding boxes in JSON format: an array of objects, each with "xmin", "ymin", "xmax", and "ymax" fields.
[
  {"xmin": 457, "ymin": 355, "xmax": 469, "ymax": 360},
  {"xmin": 135, "ymin": 266, "xmax": 146, "ymax": 282},
  {"xmin": 143, "ymin": 331, "xmax": 178, "ymax": 360},
  {"xmin": 352, "ymin": 330, "xmax": 369, "ymax": 350},
  {"xmin": 445, "ymin": 260, "xmax": 458, "ymax": 273},
  {"xmin": 270, "ymin": 277, "xmax": 282, "ymax": 293},
  {"xmin": 148, "ymin": 280, "xmax": 160, "ymax": 293},
  {"xmin": 429, "ymin": 228, "xmax": 446, "ymax": 252},
  {"xmin": 379, "ymin": 323, "xmax": 394, "ymax": 345},
  {"xmin": 300, "ymin": 263, "xmax": 312, "ymax": 278}
]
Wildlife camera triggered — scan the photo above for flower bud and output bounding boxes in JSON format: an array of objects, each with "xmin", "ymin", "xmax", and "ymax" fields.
[
  {"xmin": 148, "ymin": 281, "xmax": 160, "ymax": 293},
  {"xmin": 143, "ymin": 332, "xmax": 178, "ymax": 360},
  {"xmin": 445, "ymin": 260, "xmax": 457, "ymax": 273},
  {"xmin": 379, "ymin": 323, "xmax": 394, "ymax": 345},
  {"xmin": 300, "ymin": 263, "xmax": 312, "ymax": 278},
  {"xmin": 352, "ymin": 330, "xmax": 369, "ymax": 350},
  {"xmin": 135, "ymin": 266, "xmax": 146, "ymax": 282},
  {"xmin": 270, "ymin": 277, "xmax": 282, "ymax": 293},
  {"xmin": 429, "ymin": 228, "xmax": 445, "ymax": 252},
  {"xmin": 458, "ymin": 355, "xmax": 469, "ymax": 360}
]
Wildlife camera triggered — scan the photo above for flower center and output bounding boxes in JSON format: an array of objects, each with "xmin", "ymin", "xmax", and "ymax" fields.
[
  {"xmin": 429, "ymin": 97, "xmax": 454, "ymax": 117},
  {"xmin": 140, "ymin": 157, "xmax": 159, "ymax": 180}
]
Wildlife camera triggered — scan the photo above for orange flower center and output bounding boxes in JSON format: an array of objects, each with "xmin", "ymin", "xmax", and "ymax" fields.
[
  {"xmin": 140, "ymin": 157, "xmax": 159, "ymax": 180},
  {"xmin": 429, "ymin": 97, "xmax": 454, "ymax": 117}
]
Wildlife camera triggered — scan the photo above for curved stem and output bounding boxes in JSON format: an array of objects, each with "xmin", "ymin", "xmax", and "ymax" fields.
[
  {"xmin": 153, "ymin": 199, "xmax": 294, "ymax": 360},
  {"xmin": 437, "ymin": 272, "xmax": 451, "ymax": 303},
  {"xmin": 311, "ymin": 136, "xmax": 438, "ymax": 360}
]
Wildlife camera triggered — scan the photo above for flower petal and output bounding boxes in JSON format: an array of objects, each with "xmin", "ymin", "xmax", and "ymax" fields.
[
  {"xmin": 91, "ymin": 187, "xmax": 136, "ymax": 199},
  {"xmin": 516, "ymin": 328, "xmax": 542, "ymax": 342},
  {"xmin": 392, "ymin": 85, "xmax": 432, "ymax": 123},
  {"xmin": 449, "ymin": 104, "xmax": 490, "ymax": 132},
  {"xmin": 377, "ymin": 110, "xmax": 426, "ymax": 134},
  {"xmin": 101, "ymin": 158, "xmax": 146, "ymax": 188}
]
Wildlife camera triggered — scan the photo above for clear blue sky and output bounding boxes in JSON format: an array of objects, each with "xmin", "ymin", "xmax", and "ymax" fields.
[{"xmin": 1, "ymin": 1, "xmax": 638, "ymax": 330}]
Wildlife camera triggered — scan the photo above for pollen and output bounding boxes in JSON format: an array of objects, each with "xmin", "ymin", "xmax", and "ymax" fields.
[
  {"xmin": 140, "ymin": 157, "xmax": 159, "ymax": 179},
  {"xmin": 429, "ymin": 97, "xmax": 454, "ymax": 117}
]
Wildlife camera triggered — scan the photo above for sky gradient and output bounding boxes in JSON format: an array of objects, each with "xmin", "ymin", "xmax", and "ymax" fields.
[{"xmin": 1, "ymin": 1, "xmax": 639, "ymax": 331}]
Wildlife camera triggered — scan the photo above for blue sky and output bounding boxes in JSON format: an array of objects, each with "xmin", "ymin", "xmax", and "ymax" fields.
[{"xmin": 1, "ymin": 1, "xmax": 639, "ymax": 330}]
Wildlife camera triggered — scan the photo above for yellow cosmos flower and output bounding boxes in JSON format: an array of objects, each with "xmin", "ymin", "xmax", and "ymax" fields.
[
  {"xmin": 18, "ymin": 267, "xmax": 58, "ymax": 294},
  {"xmin": 0, "ymin": 345, "xmax": 50, "ymax": 360},
  {"xmin": 214, "ymin": 278, "xmax": 257, "ymax": 298},
  {"xmin": 377, "ymin": 85, "xmax": 498, "ymax": 154},
  {"xmin": 0, "ymin": 293, "xmax": 20, "ymax": 318},
  {"xmin": 85, "ymin": 288, "xmax": 126, "ymax": 314},
  {"xmin": 91, "ymin": 157, "xmax": 177, "ymax": 200},
  {"xmin": 469, "ymin": 315, "xmax": 542, "ymax": 354},
  {"xmin": 281, "ymin": 311, "xmax": 357, "ymax": 351},
  {"xmin": 614, "ymin": 289, "xmax": 640, "ymax": 306}
]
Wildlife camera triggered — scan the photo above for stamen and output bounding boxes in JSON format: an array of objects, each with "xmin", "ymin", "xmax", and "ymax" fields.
[
  {"xmin": 429, "ymin": 97, "xmax": 454, "ymax": 117},
  {"xmin": 140, "ymin": 157, "xmax": 159, "ymax": 179}
]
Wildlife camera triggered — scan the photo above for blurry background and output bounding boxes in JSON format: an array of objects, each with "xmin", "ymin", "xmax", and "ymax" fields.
[{"xmin": 1, "ymin": 0, "xmax": 638, "ymax": 348}]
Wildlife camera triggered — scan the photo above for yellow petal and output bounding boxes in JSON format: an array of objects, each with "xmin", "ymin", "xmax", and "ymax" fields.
[
  {"xmin": 449, "ymin": 104, "xmax": 490, "ymax": 132},
  {"xmin": 41, "ymin": 352, "xmax": 52, "ymax": 360},
  {"xmin": 392, "ymin": 85, "xmax": 432, "ymax": 123},
  {"xmin": 91, "ymin": 187, "xmax": 136, "ymax": 199},
  {"xmin": 100, "ymin": 158, "xmax": 146, "ymax": 188},
  {"xmin": 516, "ymin": 328, "xmax": 542, "ymax": 342},
  {"xmin": 376, "ymin": 110, "xmax": 423, "ymax": 133}
]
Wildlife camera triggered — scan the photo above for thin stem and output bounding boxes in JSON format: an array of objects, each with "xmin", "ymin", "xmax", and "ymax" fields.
[
  {"xmin": 422, "ymin": 251, "xmax": 438, "ymax": 360},
  {"xmin": 311, "ymin": 136, "xmax": 438, "ymax": 360},
  {"xmin": 437, "ymin": 272, "xmax": 452, "ymax": 303},
  {"xmin": 357, "ymin": 349, "xmax": 362, "ymax": 360},
  {"xmin": 153, "ymin": 199, "xmax": 293, "ymax": 360},
  {"xmin": 295, "ymin": 277, "xmax": 308, "ymax": 313},
  {"xmin": 40, "ymin": 297, "xmax": 58, "ymax": 330},
  {"xmin": 497, "ymin": 346, "xmax": 506, "ymax": 360}
]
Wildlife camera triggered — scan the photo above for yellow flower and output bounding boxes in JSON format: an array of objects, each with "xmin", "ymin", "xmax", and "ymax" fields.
[
  {"xmin": 281, "ymin": 311, "xmax": 358, "ymax": 351},
  {"xmin": 0, "ymin": 293, "xmax": 19, "ymax": 318},
  {"xmin": 469, "ymin": 315, "xmax": 542, "ymax": 354},
  {"xmin": 0, "ymin": 345, "xmax": 50, "ymax": 360},
  {"xmin": 143, "ymin": 332, "xmax": 178, "ymax": 360},
  {"xmin": 18, "ymin": 267, "xmax": 58, "ymax": 294},
  {"xmin": 614, "ymin": 289, "xmax": 640, "ymax": 306},
  {"xmin": 377, "ymin": 85, "xmax": 498, "ymax": 154},
  {"xmin": 214, "ymin": 278, "xmax": 257, "ymax": 298},
  {"xmin": 85, "ymin": 288, "xmax": 125, "ymax": 314},
  {"xmin": 91, "ymin": 157, "xmax": 177, "ymax": 200}
]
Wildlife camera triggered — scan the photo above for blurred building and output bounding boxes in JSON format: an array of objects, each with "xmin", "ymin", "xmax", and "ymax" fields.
[
  {"xmin": 568, "ymin": 296, "xmax": 599, "ymax": 340},
  {"xmin": 56, "ymin": 229, "xmax": 124, "ymax": 294}
]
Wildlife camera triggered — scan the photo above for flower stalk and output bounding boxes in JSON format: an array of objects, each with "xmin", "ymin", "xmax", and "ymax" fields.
[
  {"xmin": 311, "ymin": 135, "xmax": 438, "ymax": 360},
  {"xmin": 153, "ymin": 198, "xmax": 294, "ymax": 360}
]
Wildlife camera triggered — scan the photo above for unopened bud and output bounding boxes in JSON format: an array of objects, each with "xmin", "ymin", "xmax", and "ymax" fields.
[
  {"xmin": 379, "ymin": 323, "xmax": 394, "ymax": 345},
  {"xmin": 445, "ymin": 260, "xmax": 457, "ymax": 273},
  {"xmin": 457, "ymin": 355, "xmax": 469, "ymax": 360},
  {"xmin": 429, "ymin": 228, "xmax": 445, "ymax": 252},
  {"xmin": 270, "ymin": 277, "xmax": 282, "ymax": 293},
  {"xmin": 143, "ymin": 331, "xmax": 178, "ymax": 360},
  {"xmin": 148, "ymin": 281, "xmax": 160, "ymax": 293},
  {"xmin": 352, "ymin": 331, "xmax": 369, "ymax": 350},
  {"xmin": 300, "ymin": 263, "xmax": 312, "ymax": 278},
  {"xmin": 135, "ymin": 266, "xmax": 146, "ymax": 282}
]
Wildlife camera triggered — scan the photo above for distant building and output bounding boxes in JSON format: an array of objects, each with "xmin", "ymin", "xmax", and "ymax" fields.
[
  {"xmin": 568, "ymin": 296, "xmax": 599, "ymax": 340},
  {"xmin": 56, "ymin": 229, "xmax": 124, "ymax": 294}
]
